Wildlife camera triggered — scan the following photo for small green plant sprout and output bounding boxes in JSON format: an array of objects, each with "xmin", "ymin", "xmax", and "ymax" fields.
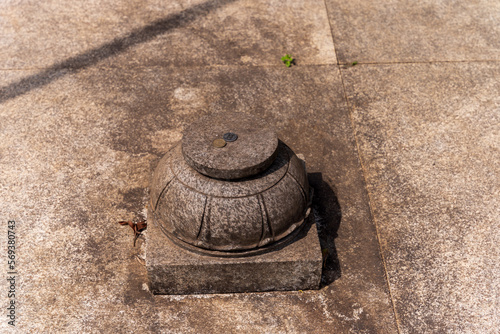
[
  {"xmin": 281, "ymin": 54, "xmax": 295, "ymax": 67},
  {"xmin": 351, "ymin": 61, "xmax": 358, "ymax": 66}
]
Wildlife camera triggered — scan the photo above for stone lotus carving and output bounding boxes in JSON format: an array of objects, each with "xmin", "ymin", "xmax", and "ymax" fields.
[{"xmin": 150, "ymin": 113, "xmax": 311, "ymax": 257}]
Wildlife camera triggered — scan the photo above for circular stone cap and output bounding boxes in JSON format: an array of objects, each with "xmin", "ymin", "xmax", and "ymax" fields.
[{"xmin": 181, "ymin": 113, "xmax": 279, "ymax": 179}]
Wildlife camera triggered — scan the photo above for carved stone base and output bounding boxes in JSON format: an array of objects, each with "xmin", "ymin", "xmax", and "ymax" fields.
[{"xmin": 146, "ymin": 214, "xmax": 323, "ymax": 295}]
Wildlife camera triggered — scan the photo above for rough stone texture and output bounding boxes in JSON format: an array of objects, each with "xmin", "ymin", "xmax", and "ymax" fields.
[
  {"xmin": 147, "ymin": 212, "xmax": 322, "ymax": 294},
  {"xmin": 325, "ymin": 0, "xmax": 500, "ymax": 63},
  {"xmin": 342, "ymin": 62, "xmax": 500, "ymax": 333},
  {"xmin": 0, "ymin": 62, "xmax": 396, "ymax": 333},
  {"xmin": 182, "ymin": 112, "xmax": 279, "ymax": 179},
  {"xmin": 173, "ymin": 142, "xmax": 289, "ymax": 198},
  {"xmin": 152, "ymin": 141, "xmax": 309, "ymax": 252}
]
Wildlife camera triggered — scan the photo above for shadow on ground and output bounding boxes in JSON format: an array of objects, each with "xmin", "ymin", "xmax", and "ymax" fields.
[
  {"xmin": 0, "ymin": 0, "xmax": 237, "ymax": 103},
  {"xmin": 308, "ymin": 172, "xmax": 342, "ymax": 286}
]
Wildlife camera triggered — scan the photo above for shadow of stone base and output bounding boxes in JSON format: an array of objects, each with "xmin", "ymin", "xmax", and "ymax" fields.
[{"xmin": 308, "ymin": 173, "xmax": 342, "ymax": 286}]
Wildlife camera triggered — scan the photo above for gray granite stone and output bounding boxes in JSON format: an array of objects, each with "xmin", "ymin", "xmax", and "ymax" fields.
[
  {"xmin": 173, "ymin": 142, "xmax": 289, "ymax": 198},
  {"xmin": 146, "ymin": 212, "xmax": 323, "ymax": 294},
  {"xmin": 182, "ymin": 112, "xmax": 278, "ymax": 179},
  {"xmin": 151, "ymin": 141, "xmax": 310, "ymax": 253}
]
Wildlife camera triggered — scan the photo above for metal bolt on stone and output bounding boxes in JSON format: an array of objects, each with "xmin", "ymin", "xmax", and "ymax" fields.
[{"xmin": 146, "ymin": 112, "xmax": 323, "ymax": 294}]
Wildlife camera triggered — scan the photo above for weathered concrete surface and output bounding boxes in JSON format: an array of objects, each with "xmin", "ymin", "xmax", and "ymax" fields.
[
  {"xmin": 0, "ymin": 64, "xmax": 395, "ymax": 332},
  {"xmin": 342, "ymin": 62, "xmax": 500, "ymax": 333},
  {"xmin": 325, "ymin": 0, "xmax": 500, "ymax": 63},
  {"xmin": 3, "ymin": 0, "xmax": 498, "ymax": 332},
  {"xmin": 0, "ymin": 0, "xmax": 336, "ymax": 69}
]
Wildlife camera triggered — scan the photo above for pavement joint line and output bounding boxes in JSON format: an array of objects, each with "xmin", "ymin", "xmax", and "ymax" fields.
[
  {"xmin": 1, "ymin": 59, "xmax": 499, "ymax": 73},
  {"xmin": 338, "ymin": 59, "xmax": 500, "ymax": 65},
  {"xmin": 323, "ymin": 1, "xmax": 401, "ymax": 330},
  {"xmin": 0, "ymin": 63, "xmax": 341, "ymax": 72},
  {"xmin": 321, "ymin": 0, "xmax": 340, "ymax": 66},
  {"xmin": 322, "ymin": 0, "xmax": 340, "ymax": 66},
  {"xmin": 336, "ymin": 64, "xmax": 402, "ymax": 334}
]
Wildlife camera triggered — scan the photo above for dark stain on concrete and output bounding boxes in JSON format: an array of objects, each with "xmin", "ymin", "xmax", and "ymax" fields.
[
  {"xmin": 70, "ymin": 208, "xmax": 91, "ymax": 231},
  {"xmin": 117, "ymin": 187, "xmax": 147, "ymax": 220}
]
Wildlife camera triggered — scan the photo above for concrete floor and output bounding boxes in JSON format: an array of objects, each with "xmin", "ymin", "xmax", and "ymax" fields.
[{"xmin": 1, "ymin": 0, "xmax": 498, "ymax": 333}]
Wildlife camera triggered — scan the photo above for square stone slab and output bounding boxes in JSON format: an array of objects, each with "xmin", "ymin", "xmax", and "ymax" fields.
[
  {"xmin": 325, "ymin": 0, "xmax": 500, "ymax": 63},
  {"xmin": 146, "ymin": 212, "xmax": 322, "ymax": 294},
  {"xmin": 342, "ymin": 62, "xmax": 500, "ymax": 333},
  {"xmin": 0, "ymin": 65, "xmax": 397, "ymax": 332}
]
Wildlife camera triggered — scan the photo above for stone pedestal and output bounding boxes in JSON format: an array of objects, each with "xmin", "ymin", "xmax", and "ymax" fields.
[
  {"xmin": 146, "ymin": 213, "xmax": 322, "ymax": 294},
  {"xmin": 146, "ymin": 112, "xmax": 323, "ymax": 294}
]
